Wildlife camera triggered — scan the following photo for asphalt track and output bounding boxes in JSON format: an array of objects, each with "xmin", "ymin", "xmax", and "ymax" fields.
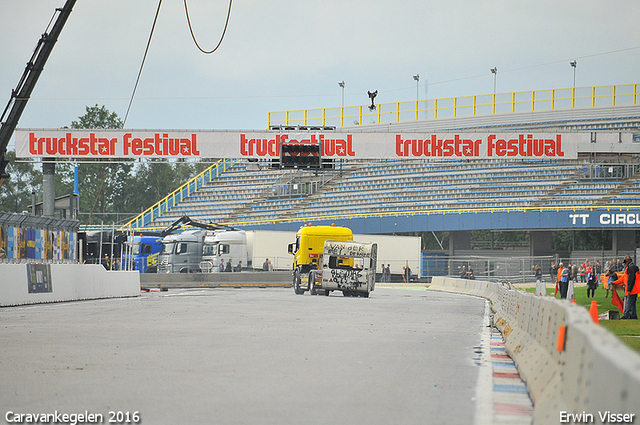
[{"xmin": 2, "ymin": 287, "xmax": 492, "ymax": 425}]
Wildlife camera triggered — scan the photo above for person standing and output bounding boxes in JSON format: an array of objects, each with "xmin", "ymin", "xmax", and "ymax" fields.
[
  {"xmin": 535, "ymin": 265, "xmax": 544, "ymax": 296},
  {"xmin": 225, "ymin": 258, "xmax": 232, "ymax": 272},
  {"xmin": 263, "ymin": 258, "xmax": 270, "ymax": 271},
  {"xmin": 219, "ymin": 259, "xmax": 225, "ymax": 273},
  {"xmin": 594, "ymin": 260, "xmax": 602, "ymax": 288},
  {"xmin": 613, "ymin": 256, "xmax": 639, "ymax": 320},
  {"xmin": 384, "ymin": 264, "xmax": 391, "ymax": 283},
  {"xmin": 102, "ymin": 254, "xmax": 111, "ymax": 270},
  {"xmin": 586, "ymin": 263, "xmax": 597, "ymax": 298},
  {"xmin": 558, "ymin": 263, "xmax": 569, "ymax": 299}
]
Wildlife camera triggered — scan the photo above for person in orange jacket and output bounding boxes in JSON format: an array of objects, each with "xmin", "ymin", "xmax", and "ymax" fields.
[{"xmin": 612, "ymin": 256, "xmax": 639, "ymax": 319}]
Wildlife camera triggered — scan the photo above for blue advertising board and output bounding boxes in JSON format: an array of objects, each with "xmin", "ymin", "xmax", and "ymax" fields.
[{"xmin": 242, "ymin": 209, "xmax": 640, "ymax": 234}]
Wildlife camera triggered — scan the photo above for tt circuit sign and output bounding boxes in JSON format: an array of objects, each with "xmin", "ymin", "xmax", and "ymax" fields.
[
  {"xmin": 13, "ymin": 129, "xmax": 629, "ymax": 160},
  {"xmin": 569, "ymin": 211, "xmax": 640, "ymax": 227}
]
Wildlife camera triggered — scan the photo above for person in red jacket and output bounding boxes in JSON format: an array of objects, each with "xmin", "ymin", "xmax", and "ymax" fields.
[{"xmin": 613, "ymin": 256, "xmax": 639, "ymax": 319}]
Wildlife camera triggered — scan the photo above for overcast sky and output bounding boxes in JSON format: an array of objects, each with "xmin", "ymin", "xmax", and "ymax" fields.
[{"xmin": 1, "ymin": 0, "xmax": 639, "ymax": 138}]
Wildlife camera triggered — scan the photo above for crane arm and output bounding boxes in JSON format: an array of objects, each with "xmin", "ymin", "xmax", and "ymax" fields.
[
  {"xmin": 159, "ymin": 215, "xmax": 236, "ymax": 237},
  {"xmin": 0, "ymin": 0, "xmax": 76, "ymax": 183}
]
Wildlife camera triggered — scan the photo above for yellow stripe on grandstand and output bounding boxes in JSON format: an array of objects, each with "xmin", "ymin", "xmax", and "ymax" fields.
[{"xmin": 268, "ymin": 83, "xmax": 639, "ymax": 127}]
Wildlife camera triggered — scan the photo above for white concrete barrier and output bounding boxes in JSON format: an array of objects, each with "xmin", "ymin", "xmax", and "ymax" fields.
[
  {"xmin": 0, "ymin": 264, "xmax": 139, "ymax": 306},
  {"xmin": 429, "ymin": 277, "xmax": 640, "ymax": 423}
]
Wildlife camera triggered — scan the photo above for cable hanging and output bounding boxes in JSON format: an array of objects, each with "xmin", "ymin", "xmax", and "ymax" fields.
[
  {"xmin": 123, "ymin": 0, "xmax": 163, "ymax": 126},
  {"xmin": 184, "ymin": 0, "xmax": 233, "ymax": 54}
]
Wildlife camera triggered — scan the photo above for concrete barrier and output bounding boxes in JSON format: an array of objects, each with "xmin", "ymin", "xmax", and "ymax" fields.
[
  {"xmin": 0, "ymin": 264, "xmax": 139, "ymax": 307},
  {"xmin": 140, "ymin": 270, "xmax": 292, "ymax": 289},
  {"xmin": 429, "ymin": 277, "xmax": 640, "ymax": 423}
]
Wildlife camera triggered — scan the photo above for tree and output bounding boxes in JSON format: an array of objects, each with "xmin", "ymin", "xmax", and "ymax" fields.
[
  {"xmin": 71, "ymin": 104, "xmax": 123, "ymax": 129},
  {"xmin": 0, "ymin": 150, "xmax": 42, "ymax": 213},
  {"xmin": 70, "ymin": 105, "xmax": 134, "ymax": 225}
]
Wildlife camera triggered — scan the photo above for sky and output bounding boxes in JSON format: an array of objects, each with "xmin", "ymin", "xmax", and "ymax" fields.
[{"xmin": 1, "ymin": 0, "xmax": 640, "ymax": 142}]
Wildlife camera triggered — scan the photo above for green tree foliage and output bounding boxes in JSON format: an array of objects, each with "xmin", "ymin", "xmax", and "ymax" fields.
[
  {"xmin": 71, "ymin": 104, "xmax": 123, "ymax": 129},
  {"xmin": 0, "ymin": 151, "xmax": 42, "ymax": 213}
]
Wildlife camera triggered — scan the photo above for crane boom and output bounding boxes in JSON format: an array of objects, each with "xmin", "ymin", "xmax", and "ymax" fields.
[{"xmin": 0, "ymin": 0, "xmax": 76, "ymax": 183}]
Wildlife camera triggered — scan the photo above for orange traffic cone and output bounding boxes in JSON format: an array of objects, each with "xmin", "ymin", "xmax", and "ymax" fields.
[{"xmin": 589, "ymin": 300, "xmax": 599, "ymax": 324}]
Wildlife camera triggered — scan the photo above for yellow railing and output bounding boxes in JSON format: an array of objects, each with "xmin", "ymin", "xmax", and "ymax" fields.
[
  {"xmin": 268, "ymin": 83, "xmax": 639, "ymax": 128},
  {"xmin": 120, "ymin": 158, "xmax": 235, "ymax": 231}
]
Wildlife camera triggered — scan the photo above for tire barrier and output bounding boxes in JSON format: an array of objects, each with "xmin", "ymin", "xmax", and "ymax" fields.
[{"xmin": 429, "ymin": 277, "xmax": 640, "ymax": 424}]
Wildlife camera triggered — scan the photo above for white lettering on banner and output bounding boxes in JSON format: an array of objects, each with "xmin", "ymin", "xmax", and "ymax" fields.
[
  {"xmin": 599, "ymin": 213, "xmax": 640, "ymax": 226},
  {"xmin": 17, "ymin": 130, "xmax": 622, "ymax": 159},
  {"xmin": 569, "ymin": 213, "xmax": 589, "ymax": 225}
]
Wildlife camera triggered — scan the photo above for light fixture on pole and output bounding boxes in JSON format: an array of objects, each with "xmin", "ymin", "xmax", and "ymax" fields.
[
  {"xmin": 570, "ymin": 61, "xmax": 577, "ymax": 109},
  {"xmin": 490, "ymin": 67, "xmax": 498, "ymax": 94},
  {"xmin": 413, "ymin": 74, "xmax": 420, "ymax": 120},
  {"xmin": 338, "ymin": 81, "xmax": 345, "ymax": 108}
]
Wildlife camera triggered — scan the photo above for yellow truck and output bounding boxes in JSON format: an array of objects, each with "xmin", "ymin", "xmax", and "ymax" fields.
[{"xmin": 288, "ymin": 224, "xmax": 377, "ymax": 297}]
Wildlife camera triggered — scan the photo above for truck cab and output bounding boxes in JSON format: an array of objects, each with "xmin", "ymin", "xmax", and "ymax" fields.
[
  {"xmin": 200, "ymin": 230, "xmax": 248, "ymax": 272},
  {"xmin": 157, "ymin": 229, "xmax": 207, "ymax": 273},
  {"xmin": 288, "ymin": 224, "xmax": 353, "ymax": 295},
  {"xmin": 124, "ymin": 235, "xmax": 162, "ymax": 273}
]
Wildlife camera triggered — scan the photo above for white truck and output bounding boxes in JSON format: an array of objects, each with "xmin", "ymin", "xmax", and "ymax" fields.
[
  {"xmin": 200, "ymin": 230, "xmax": 295, "ymax": 272},
  {"xmin": 318, "ymin": 240, "xmax": 377, "ymax": 297},
  {"xmin": 200, "ymin": 230, "xmax": 248, "ymax": 272}
]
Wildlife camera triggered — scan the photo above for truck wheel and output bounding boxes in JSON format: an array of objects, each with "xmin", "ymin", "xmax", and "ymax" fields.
[
  {"xmin": 361, "ymin": 292, "xmax": 370, "ymax": 298},
  {"xmin": 309, "ymin": 272, "xmax": 317, "ymax": 295},
  {"xmin": 293, "ymin": 271, "xmax": 304, "ymax": 295}
]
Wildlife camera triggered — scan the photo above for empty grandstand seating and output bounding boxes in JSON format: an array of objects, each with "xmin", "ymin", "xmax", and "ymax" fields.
[{"xmin": 140, "ymin": 157, "xmax": 640, "ymax": 228}]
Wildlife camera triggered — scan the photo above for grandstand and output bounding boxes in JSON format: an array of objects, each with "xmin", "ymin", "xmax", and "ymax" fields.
[{"xmin": 123, "ymin": 83, "xmax": 640, "ymax": 236}]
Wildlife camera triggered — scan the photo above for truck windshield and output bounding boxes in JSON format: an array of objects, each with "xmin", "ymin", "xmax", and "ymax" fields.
[
  {"xmin": 131, "ymin": 242, "xmax": 141, "ymax": 255},
  {"xmin": 160, "ymin": 242, "xmax": 175, "ymax": 255}
]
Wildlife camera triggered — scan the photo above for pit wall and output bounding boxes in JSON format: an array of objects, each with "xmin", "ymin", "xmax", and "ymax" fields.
[
  {"xmin": 429, "ymin": 276, "xmax": 640, "ymax": 424},
  {"xmin": 0, "ymin": 264, "xmax": 139, "ymax": 307}
]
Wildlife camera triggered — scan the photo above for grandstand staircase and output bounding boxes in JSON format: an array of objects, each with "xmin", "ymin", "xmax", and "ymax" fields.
[
  {"xmin": 530, "ymin": 178, "xmax": 579, "ymax": 208},
  {"xmin": 596, "ymin": 173, "xmax": 640, "ymax": 205},
  {"xmin": 278, "ymin": 167, "xmax": 356, "ymax": 219}
]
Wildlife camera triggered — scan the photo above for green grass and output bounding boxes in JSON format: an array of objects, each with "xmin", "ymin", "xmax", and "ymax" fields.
[{"xmin": 524, "ymin": 284, "xmax": 640, "ymax": 353}]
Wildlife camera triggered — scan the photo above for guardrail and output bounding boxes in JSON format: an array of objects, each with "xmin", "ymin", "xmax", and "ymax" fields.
[
  {"xmin": 428, "ymin": 276, "xmax": 640, "ymax": 423},
  {"xmin": 120, "ymin": 158, "xmax": 235, "ymax": 230},
  {"xmin": 268, "ymin": 83, "xmax": 639, "ymax": 128}
]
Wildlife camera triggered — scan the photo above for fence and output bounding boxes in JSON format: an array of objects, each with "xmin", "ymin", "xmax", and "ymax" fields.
[
  {"xmin": 422, "ymin": 253, "xmax": 555, "ymax": 283},
  {"xmin": 0, "ymin": 212, "xmax": 79, "ymax": 264},
  {"xmin": 268, "ymin": 83, "xmax": 639, "ymax": 128}
]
